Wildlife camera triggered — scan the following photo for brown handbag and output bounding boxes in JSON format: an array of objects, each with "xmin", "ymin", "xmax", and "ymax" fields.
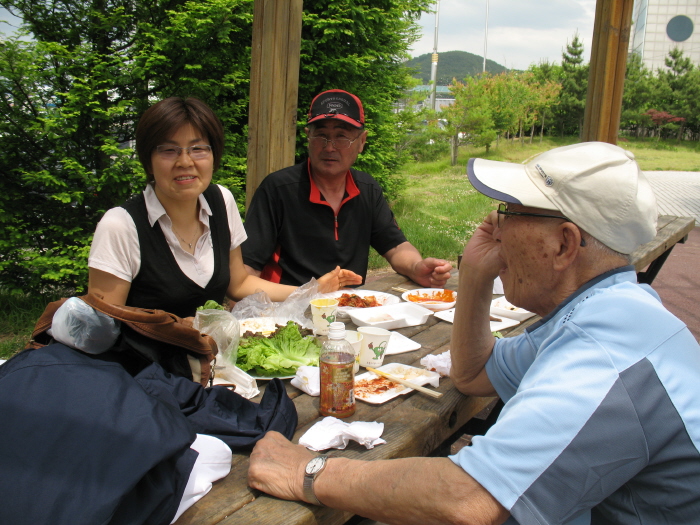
[{"xmin": 28, "ymin": 293, "xmax": 218, "ymax": 387}]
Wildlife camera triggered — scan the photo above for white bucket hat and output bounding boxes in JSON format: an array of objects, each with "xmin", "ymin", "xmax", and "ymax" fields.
[{"xmin": 467, "ymin": 142, "xmax": 658, "ymax": 254}]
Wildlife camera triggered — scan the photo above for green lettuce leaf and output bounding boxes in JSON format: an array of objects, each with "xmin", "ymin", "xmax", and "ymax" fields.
[{"xmin": 236, "ymin": 321, "xmax": 320, "ymax": 376}]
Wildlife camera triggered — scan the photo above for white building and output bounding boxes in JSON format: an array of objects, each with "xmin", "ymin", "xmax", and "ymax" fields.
[{"xmin": 630, "ymin": 0, "xmax": 700, "ymax": 72}]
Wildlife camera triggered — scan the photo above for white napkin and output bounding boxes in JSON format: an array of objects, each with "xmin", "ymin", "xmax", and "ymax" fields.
[
  {"xmin": 420, "ymin": 350, "xmax": 452, "ymax": 377},
  {"xmin": 493, "ymin": 276, "xmax": 504, "ymax": 294},
  {"xmin": 299, "ymin": 416, "xmax": 386, "ymax": 451},
  {"xmin": 213, "ymin": 364, "xmax": 260, "ymax": 399},
  {"xmin": 291, "ymin": 366, "xmax": 320, "ymax": 396}
]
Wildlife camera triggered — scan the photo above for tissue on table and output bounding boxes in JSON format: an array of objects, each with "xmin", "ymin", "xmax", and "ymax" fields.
[
  {"xmin": 291, "ymin": 366, "xmax": 320, "ymax": 396},
  {"xmin": 299, "ymin": 417, "xmax": 386, "ymax": 451},
  {"xmin": 420, "ymin": 350, "xmax": 452, "ymax": 377}
]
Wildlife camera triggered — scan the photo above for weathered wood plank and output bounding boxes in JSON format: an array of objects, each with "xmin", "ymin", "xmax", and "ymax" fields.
[{"xmin": 630, "ymin": 215, "xmax": 694, "ymax": 272}]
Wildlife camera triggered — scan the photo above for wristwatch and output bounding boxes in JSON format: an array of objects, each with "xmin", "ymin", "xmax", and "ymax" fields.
[{"xmin": 303, "ymin": 455, "xmax": 328, "ymax": 506}]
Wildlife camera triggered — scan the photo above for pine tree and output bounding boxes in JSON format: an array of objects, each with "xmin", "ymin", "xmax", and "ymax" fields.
[{"xmin": 555, "ymin": 33, "xmax": 588, "ymax": 137}]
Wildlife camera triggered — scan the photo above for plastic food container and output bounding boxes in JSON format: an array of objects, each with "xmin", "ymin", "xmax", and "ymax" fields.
[
  {"xmin": 490, "ymin": 297, "xmax": 536, "ymax": 322},
  {"xmin": 348, "ymin": 302, "xmax": 433, "ymax": 330}
]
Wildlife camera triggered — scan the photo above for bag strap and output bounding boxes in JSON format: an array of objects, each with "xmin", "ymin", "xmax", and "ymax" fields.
[{"xmin": 80, "ymin": 293, "xmax": 218, "ymax": 357}]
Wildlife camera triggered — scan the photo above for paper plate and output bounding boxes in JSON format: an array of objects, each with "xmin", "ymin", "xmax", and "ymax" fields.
[
  {"xmin": 355, "ymin": 363, "xmax": 440, "ymax": 404},
  {"xmin": 385, "ymin": 331, "xmax": 421, "ymax": 355}
]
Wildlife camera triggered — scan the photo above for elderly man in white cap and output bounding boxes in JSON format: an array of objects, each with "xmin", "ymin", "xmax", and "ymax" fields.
[{"xmin": 247, "ymin": 142, "xmax": 700, "ymax": 525}]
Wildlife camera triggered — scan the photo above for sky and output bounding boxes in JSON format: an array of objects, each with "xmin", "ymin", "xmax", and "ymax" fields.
[
  {"xmin": 0, "ymin": 7, "xmax": 22, "ymax": 36},
  {"xmin": 409, "ymin": 0, "xmax": 597, "ymax": 71}
]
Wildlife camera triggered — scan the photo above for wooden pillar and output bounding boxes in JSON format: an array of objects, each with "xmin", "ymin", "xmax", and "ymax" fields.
[
  {"xmin": 582, "ymin": 0, "xmax": 635, "ymax": 144},
  {"xmin": 245, "ymin": 0, "xmax": 303, "ymax": 210}
]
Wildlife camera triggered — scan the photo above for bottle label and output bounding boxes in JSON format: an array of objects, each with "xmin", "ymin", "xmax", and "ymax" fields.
[{"xmin": 320, "ymin": 360, "xmax": 355, "ymax": 418}]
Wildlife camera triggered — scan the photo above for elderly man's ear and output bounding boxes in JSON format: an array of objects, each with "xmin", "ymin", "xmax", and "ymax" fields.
[{"xmin": 553, "ymin": 223, "xmax": 585, "ymax": 271}]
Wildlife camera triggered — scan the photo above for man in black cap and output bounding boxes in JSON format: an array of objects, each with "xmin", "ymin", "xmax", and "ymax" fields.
[{"xmin": 242, "ymin": 89, "xmax": 452, "ymax": 287}]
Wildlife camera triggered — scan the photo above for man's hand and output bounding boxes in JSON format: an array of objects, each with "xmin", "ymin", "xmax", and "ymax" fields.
[
  {"xmin": 317, "ymin": 266, "xmax": 363, "ymax": 292},
  {"xmin": 410, "ymin": 258, "xmax": 453, "ymax": 288},
  {"xmin": 459, "ymin": 211, "xmax": 504, "ymax": 280},
  {"xmin": 248, "ymin": 431, "xmax": 315, "ymax": 502}
]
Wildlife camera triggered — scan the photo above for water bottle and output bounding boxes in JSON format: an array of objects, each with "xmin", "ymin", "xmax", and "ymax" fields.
[{"xmin": 319, "ymin": 321, "xmax": 355, "ymax": 418}]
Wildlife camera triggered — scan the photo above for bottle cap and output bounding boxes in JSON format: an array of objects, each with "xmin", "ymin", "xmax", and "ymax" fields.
[{"xmin": 328, "ymin": 321, "xmax": 346, "ymax": 339}]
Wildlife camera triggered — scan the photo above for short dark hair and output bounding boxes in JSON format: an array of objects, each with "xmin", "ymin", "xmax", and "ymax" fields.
[{"xmin": 135, "ymin": 97, "xmax": 225, "ymax": 183}]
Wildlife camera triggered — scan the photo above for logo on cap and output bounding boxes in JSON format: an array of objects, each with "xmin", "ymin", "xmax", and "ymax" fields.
[{"xmin": 535, "ymin": 164, "xmax": 554, "ymax": 187}]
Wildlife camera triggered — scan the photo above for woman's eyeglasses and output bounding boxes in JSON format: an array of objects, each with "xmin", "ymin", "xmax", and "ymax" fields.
[
  {"xmin": 155, "ymin": 144, "xmax": 212, "ymax": 160},
  {"xmin": 497, "ymin": 203, "xmax": 586, "ymax": 246}
]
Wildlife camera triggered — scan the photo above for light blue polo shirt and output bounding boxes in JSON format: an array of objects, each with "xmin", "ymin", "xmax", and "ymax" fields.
[{"xmin": 451, "ymin": 267, "xmax": 700, "ymax": 524}]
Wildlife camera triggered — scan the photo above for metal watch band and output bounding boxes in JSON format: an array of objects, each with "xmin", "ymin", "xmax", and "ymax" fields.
[{"xmin": 302, "ymin": 456, "xmax": 328, "ymax": 506}]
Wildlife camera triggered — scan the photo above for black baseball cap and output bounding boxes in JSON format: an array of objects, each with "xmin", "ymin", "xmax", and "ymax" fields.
[{"xmin": 307, "ymin": 89, "xmax": 365, "ymax": 129}]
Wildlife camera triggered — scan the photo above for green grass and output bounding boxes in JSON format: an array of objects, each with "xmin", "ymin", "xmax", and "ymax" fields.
[
  {"xmin": 619, "ymin": 137, "xmax": 700, "ymax": 171},
  {"xmin": 3, "ymin": 136, "xmax": 699, "ymax": 359},
  {"xmin": 0, "ymin": 289, "xmax": 65, "ymax": 359}
]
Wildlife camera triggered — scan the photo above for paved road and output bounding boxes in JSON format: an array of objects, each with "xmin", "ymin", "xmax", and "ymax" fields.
[{"xmin": 643, "ymin": 171, "xmax": 700, "ymax": 341}]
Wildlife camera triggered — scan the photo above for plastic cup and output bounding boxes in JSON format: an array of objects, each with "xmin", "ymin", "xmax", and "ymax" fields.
[
  {"xmin": 344, "ymin": 330, "xmax": 364, "ymax": 374},
  {"xmin": 310, "ymin": 298, "xmax": 339, "ymax": 336},
  {"xmin": 357, "ymin": 327, "xmax": 391, "ymax": 368}
]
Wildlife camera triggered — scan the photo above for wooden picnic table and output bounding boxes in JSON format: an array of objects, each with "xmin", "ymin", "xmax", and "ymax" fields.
[
  {"xmin": 176, "ymin": 269, "xmax": 494, "ymax": 525},
  {"xmin": 175, "ymin": 214, "xmax": 693, "ymax": 525}
]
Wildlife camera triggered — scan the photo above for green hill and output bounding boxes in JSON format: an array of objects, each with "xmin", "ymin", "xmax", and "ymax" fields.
[{"xmin": 405, "ymin": 50, "xmax": 509, "ymax": 84}]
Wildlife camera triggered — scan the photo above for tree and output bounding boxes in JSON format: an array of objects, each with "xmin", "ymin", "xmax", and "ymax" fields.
[
  {"xmin": 447, "ymin": 75, "xmax": 496, "ymax": 153},
  {"xmin": 654, "ymin": 48, "xmax": 698, "ymax": 141},
  {"xmin": 528, "ymin": 60, "xmax": 562, "ymax": 140},
  {"xmin": 621, "ymin": 52, "xmax": 654, "ymax": 136},
  {"xmin": 555, "ymin": 33, "xmax": 588, "ymax": 137}
]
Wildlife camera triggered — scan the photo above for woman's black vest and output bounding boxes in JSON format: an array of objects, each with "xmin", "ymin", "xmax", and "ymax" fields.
[{"xmin": 122, "ymin": 184, "xmax": 230, "ymax": 318}]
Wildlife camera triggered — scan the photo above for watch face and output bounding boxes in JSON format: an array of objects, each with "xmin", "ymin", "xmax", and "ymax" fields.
[{"xmin": 306, "ymin": 456, "xmax": 326, "ymax": 475}]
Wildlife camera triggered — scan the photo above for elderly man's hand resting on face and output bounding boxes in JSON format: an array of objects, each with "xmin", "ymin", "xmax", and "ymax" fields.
[
  {"xmin": 459, "ymin": 211, "xmax": 505, "ymax": 281},
  {"xmin": 317, "ymin": 266, "xmax": 363, "ymax": 293}
]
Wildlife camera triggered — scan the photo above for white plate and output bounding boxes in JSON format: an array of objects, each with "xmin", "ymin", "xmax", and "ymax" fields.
[
  {"xmin": 348, "ymin": 302, "xmax": 433, "ymax": 330},
  {"xmin": 490, "ymin": 297, "xmax": 536, "ymax": 322},
  {"xmin": 319, "ymin": 290, "xmax": 400, "ymax": 319},
  {"xmin": 355, "ymin": 363, "xmax": 440, "ymax": 404},
  {"xmin": 401, "ymin": 288, "xmax": 457, "ymax": 312},
  {"xmin": 385, "ymin": 332, "xmax": 421, "ymax": 355},
  {"xmin": 434, "ymin": 308, "xmax": 520, "ymax": 332}
]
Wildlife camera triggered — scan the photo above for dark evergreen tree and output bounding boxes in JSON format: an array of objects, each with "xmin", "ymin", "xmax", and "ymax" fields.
[{"xmin": 554, "ymin": 33, "xmax": 588, "ymax": 137}]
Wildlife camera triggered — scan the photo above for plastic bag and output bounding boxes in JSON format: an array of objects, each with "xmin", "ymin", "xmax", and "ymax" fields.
[
  {"xmin": 50, "ymin": 297, "xmax": 121, "ymax": 354},
  {"xmin": 193, "ymin": 310, "xmax": 260, "ymax": 399},
  {"xmin": 230, "ymin": 278, "xmax": 319, "ymax": 330}
]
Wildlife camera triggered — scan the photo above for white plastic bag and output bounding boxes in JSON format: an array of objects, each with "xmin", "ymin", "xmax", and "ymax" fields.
[
  {"xmin": 50, "ymin": 297, "xmax": 121, "ymax": 354},
  {"xmin": 193, "ymin": 310, "xmax": 259, "ymax": 398},
  {"xmin": 229, "ymin": 279, "xmax": 319, "ymax": 330}
]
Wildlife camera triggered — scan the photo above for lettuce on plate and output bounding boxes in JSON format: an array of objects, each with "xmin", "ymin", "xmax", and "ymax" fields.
[{"xmin": 236, "ymin": 320, "xmax": 320, "ymax": 376}]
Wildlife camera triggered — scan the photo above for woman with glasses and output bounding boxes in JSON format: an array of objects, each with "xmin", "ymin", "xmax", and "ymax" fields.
[{"xmin": 88, "ymin": 97, "xmax": 361, "ymax": 319}]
